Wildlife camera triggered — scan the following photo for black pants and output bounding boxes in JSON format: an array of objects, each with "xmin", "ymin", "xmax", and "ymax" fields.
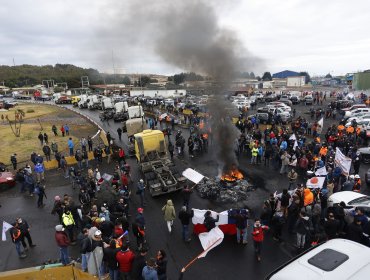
[
  {"xmin": 88, "ymin": 144, "xmax": 93, "ymax": 152},
  {"xmin": 21, "ymin": 231, "xmax": 33, "ymax": 247},
  {"xmin": 37, "ymin": 194, "xmax": 44, "ymax": 207}
]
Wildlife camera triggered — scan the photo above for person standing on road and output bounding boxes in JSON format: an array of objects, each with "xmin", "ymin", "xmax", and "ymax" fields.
[
  {"xmin": 252, "ymin": 219, "xmax": 269, "ymax": 261},
  {"xmin": 116, "ymin": 243, "xmax": 135, "ymax": 280},
  {"xmin": 15, "ymin": 218, "xmax": 36, "ymax": 250},
  {"xmin": 52, "ymin": 124, "xmax": 58, "ymax": 136},
  {"xmin": 132, "ymin": 247, "xmax": 148, "ymax": 280},
  {"xmin": 105, "ymin": 145, "xmax": 112, "ymax": 164},
  {"xmin": 106, "ymin": 132, "xmax": 112, "ymax": 146},
  {"xmin": 51, "ymin": 141, "xmax": 58, "ymax": 156},
  {"xmin": 231, "ymin": 209, "xmax": 249, "ymax": 245},
  {"xmin": 43, "ymin": 144, "xmax": 51, "ymax": 161},
  {"xmin": 156, "ymin": 249, "xmax": 167, "ymax": 280},
  {"xmin": 142, "ymin": 258, "xmax": 158, "ymax": 280},
  {"xmin": 55, "ymin": 224, "xmax": 70, "ymax": 266},
  {"xmin": 10, "ymin": 153, "xmax": 17, "ymax": 170},
  {"xmin": 294, "ymin": 211, "xmax": 311, "ymax": 250},
  {"xmin": 133, "ymin": 208, "xmax": 146, "ymax": 250},
  {"xmin": 80, "ymin": 137, "xmax": 88, "ymax": 152},
  {"xmin": 34, "ymin": 162, "xmax": 45, "ymax": 182},
  {"xmin": 117, "ymin": 127, "xmax": 123, "ymax": 141},
  {"xmin": 62, "ymin": 209, "xmax": 76, "ymax": 244},
  {"xmin": 36, "ymin": 183, "xmax": 47, "ymax": 208},
  {"xmin": 82, "ymin": 149, "xmax": 89, "ymax": 169},
  {"xmin": 181, "ymin": 185, "xmax": 193, "ymax": 209},
  {"xmin": 75, "ymin": 149, "xmax": 83, "ymax": 170},
  {"xmin": 119, "ymin": 148, "xmax": 126, "ymax": 165},
  {"xmin": 103, "ymin": 239, "xmax": 120, "ymax": 279},
  {"xmin": 10, "ymin": 225, "xmax": 27, "ymax": 259},
  {"xmin": 162, "ymin": 199, "xmax": 176, "ymax": 233},
  {"xmin": 136, "ymin": 179, "xmax": 145, "ymax": 208},
  {"xmin": 287, "ymin": 168, "xmax": 298, "ymax": 190},
  {"xmin": 178, "ymin": 206, "xmax": 194, "ymax": 242},
  {"xmin": 68, "ymin": 138, "xmax": 74, "ymax": 156}
]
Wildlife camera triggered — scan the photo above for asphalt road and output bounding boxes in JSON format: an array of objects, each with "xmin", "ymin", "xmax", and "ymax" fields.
[{"xmin": 1, "ymin": 97, "xmax": 369, "ymax": 279}]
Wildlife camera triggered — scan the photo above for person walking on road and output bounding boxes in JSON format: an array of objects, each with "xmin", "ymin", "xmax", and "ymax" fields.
[
  {"xmin": 10, "ymin": 225, "xmax": 27, "ymax": 259},
  {"xmin": 156, "ymin": 249, "xmax": 168, "ymax": 280},
  {"xmin": 178, "ymin": 206, "xmax": 194, "ymax": 242},
  {"xmin": 15, "ymin": 218, "xmax": 36, "ymax": 250},
  {"xmin": 252, "ymin": 219, "xmax": 269, "ymax": 261},
  {"xmin": 55, "ymin": 224, "xmax": 70, "ymax": 265},
  {"xmin": 36, "ymin": 183, "xmax": 47, "ymax": 208},
  {"xmin": 34, "ymin": 162, "xmax": 45, "ymax": 182},
  {"xmin": 137, "ymin": 179, "xmax": 145, "ymax": 208},
  {"xmin": 117, "ymin": 127, "xmax": 123, "ymax": 141},
  {"xmin": 162, "ymin": 199, "xmax": 176, "ymax": 233}
]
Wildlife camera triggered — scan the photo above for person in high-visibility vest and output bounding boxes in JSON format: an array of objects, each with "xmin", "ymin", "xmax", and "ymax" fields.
[
  {"xmin": 10, "ymin": 226, "xmax": 27, "ymax": 258},
  {"xmin": 251, "ymin": 144, "xmax": 258, "ymax": 165},
  {"xmin": 62, "ymin": 210, "xmax": 76, "ymax": 244}
]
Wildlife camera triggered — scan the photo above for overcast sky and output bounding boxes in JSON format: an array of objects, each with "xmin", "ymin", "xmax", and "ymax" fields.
[{"xmin": 1, "ymin": 0, "xmax": 369, "ymax": 76}]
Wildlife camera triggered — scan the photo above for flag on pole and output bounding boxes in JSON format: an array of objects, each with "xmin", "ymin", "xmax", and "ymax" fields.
[
  {"xmin": 293, "ymin": 140, "xmax": 298, "ymax": 150},
  {"xmin": 317, "ymin": 118, "xmax": 324, "ymax": 134},
  {"xmin": 198, "ymin": 227, "xmax": 224, "ymax": 258},
  {"xmin": 289, "ymin": 134, "xmax": 296, "ymax": 141},
  {"xmin": 2, "ymin": 221, "xmax": 13, "ymax": 241}
]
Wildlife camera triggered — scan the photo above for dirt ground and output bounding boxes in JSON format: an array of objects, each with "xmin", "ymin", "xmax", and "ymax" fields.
[{"xmin": 0, "ymin": 104, "xmax": 99, "ymax": 166}]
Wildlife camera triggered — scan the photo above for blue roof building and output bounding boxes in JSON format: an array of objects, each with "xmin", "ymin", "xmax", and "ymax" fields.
[{"xmin": 272, "ymin": 70, "xmax": 299, "ymax": 79}]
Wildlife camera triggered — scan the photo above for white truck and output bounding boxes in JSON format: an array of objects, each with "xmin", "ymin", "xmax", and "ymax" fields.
[
  {"xmin": 113, "ymin": 101, "xmax": 129, "ymax": 122},
  {"xmin": 127, "ymin": 105, "xmax": 144, "ymax": 119},
  {"xmin": 78, "ymin": 94, "xmax": 89, "ymax": 109},
  {"xmin": 101, "ymin": 97, "xmax": 114, "ymax": 110},
  {"xmin": 87, "ymin": 95, "xmax": 102, "ymax": 110}
]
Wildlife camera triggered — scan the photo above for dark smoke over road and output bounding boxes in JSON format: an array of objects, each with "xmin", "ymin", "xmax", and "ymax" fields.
[{"xmin": 95, "ymin": 0, "xmax": 263, "ymax": 170}]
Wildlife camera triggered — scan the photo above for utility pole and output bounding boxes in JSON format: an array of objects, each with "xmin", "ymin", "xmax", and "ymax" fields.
[{"xmin": 12, "ymin": 58, "xmax": 16, "ymax": 66}]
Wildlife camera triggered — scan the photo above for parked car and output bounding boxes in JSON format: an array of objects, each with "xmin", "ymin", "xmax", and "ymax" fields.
[
  {"xmin": 264, "ymin": 93, "xmax": 277, "ymax": 102},
  {"xmin": 327, "ymin": 191, "xmax": 368, "ymax": 207},
  {"xmin": 0, "ymin": 169, "xmax": 16, "ymax": 190},
  {"xmin": 290, "ymin": 96, "xmax": 300, "ymax": 104},
  {"xmin": 304, "ymin": 95, "xmax": 313, "ymax": 105},
  {"xmin": 278, "ymin": 96, "xmax": 292, "ymax": 106},
  {"xmin": 357, "ymin": 146, "xmax": 370, "ymax": 163},
  {"xmin": 344, "ymin": 108, "xmax": 370, "ymax": 118}
]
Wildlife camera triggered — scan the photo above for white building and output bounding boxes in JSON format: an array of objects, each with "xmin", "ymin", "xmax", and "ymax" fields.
[
  {"xmin": 287, "ymin": 76, "xmax": 306, "ymax": 87},
  {"xmin": 129, "ymin": 89, "xmax": 186, "ymax": 98}
]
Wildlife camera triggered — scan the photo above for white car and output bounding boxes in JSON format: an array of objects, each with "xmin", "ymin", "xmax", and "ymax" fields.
[
  {"xmin": 327, "ymin": 191, "xmax": 368, "ymax": 207},
  {"xmin": 344, "ymin": 108, "xmax": 370, "ymax": 118},
  {"xmin": 267, "ymin": 103, "xmax": 292, "ymax": 112},
  {"xmin": 345, "ymin": 118, "xmax": 370, "ymax": 128}
]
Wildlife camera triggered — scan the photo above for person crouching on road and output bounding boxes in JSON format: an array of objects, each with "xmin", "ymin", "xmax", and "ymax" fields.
[{"xmin": 252, "ymin": 219, "xmax": 269, "ymax": 261}]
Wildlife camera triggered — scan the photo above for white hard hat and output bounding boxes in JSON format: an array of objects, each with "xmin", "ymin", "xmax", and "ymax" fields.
[
  {"xmin": 349, "ymin": 175, "xmax": 355, "ymax": 179},
  {"xmin": 354, "ymin": 175, "xmax": 360, "ymax": 179},
  {"xmin": 94, "ymin": 230, "xmax": 102, "ymax": 236},
  {"xmin": 140, "ymin": 179, "xmax": 144, "ymax": 183}
]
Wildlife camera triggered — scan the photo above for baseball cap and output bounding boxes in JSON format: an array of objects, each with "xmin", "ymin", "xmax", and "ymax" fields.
[
  {"xmin": 55, "ymin": 225, "xmax": 64, "ymax": 231},
  {"xmin": 137, "ymin": 208, "xmax": 144, "ymax": 213}
]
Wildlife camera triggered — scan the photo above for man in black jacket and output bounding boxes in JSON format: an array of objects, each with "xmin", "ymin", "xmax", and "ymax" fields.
[
  {"xmin": 80, "ymin": 228, "xmax": 92, "ymax": 272},
  {"xmin": 178, "ymin": 206, "xmax": 194, "ymax": 242},
  {"xmin": 15, "ymin": 218, "xmax": 36, "ymax": 250},
  {"xmin": 131, "ymin": 247, "xmax": 148, "ymax": 280},
  {"xmin": 203, "ymin": 211, "xmax": 219, "ymax": 232},
  {"xmin": 103, "ymin": 239, "xmax": 120, "ymax": 279}
]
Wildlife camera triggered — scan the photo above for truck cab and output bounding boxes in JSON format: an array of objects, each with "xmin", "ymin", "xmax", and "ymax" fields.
[{"xmin": 134, "ymin": 130, "xmax": 185, "ymax": 196}]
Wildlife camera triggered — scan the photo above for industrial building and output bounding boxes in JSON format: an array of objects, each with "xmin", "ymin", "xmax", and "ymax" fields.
[
  {"xmin": 353, "ymin": 71, "xmax": 370, "ymax": 90},
  {"xmin": 287, "ymin": 76, "xmax": 306, "ymax": 87}
]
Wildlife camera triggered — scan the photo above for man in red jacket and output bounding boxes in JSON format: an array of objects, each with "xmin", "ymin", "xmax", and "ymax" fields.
[
  {"xmin": 252, "ymin": 219, "xmax": 269, "ymax": 261},
  {"xmin": 54, "ymin": 224, "xmax": 70, "ymax": 265},
  {"xmin": 116, "ymin": 243, "xmax": 135, "ymax": 279}
]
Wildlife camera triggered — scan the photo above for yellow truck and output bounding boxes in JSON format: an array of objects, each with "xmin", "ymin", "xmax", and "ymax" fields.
[
  {"xmin": 71, "ymin": 95, "xmax": 81, "ymax": 107},
  {"xmin": 134, "ymin": 129, "xmax": 186, "ymax": 196}
]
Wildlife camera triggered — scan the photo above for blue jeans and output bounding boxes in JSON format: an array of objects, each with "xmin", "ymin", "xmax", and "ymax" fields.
[
  {"xmin": 182, "ymin": 224, "xmax": 189, "ymax": 240},
  {"xmin": 81, "ymin": 252, "xmax": 91, "ymax": 271},
  {"xmin": 60, "ymin": 246, "xmax": 69, "ymax": 265},
  {"xmin": 109, "ymin": 268, "xmax": 119, "ymax": 280},
  {"xmin": 15, "ymin": 240, "xmax": 22, "ymax": 256},
  {"xmin": 236, "ymin": 227, "xmax": 248, "ymax": 243}
]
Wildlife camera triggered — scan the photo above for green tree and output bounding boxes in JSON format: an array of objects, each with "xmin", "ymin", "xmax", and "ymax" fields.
[{"xmin": 262, "ymin": 72, "xmax": 272, "ymax": 81}]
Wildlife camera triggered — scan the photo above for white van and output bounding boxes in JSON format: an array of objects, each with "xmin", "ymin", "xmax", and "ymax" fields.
[{"xmin": 266, "ymin": 239, "xmax": 370, "ymax": 280}]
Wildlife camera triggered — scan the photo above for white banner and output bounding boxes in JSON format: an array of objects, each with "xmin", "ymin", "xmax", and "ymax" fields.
[
  {"xmin": 198, "ymin": 226, "xmax": 224, "ymax": 258},
  {"xmin": 306, "ymin": 176, "xmax": 326, "ymax": 189},
  {"xmin": 192, "ymin": 209, "xmax": 228, "ymax": 225},
  {"xmin": 182, "ymin": 168, "xmax": 204, "ymax": 184},
  {"xmin": 2, "ymin": 221, "xmax": 13, "ymax": 241},
  {"xmin": 334, "ymin": 147, "xmax": 352, "ymax": 176},
  {"xmin": 315, "ymin": 166, "xmax": 328, "ymax": 176}
]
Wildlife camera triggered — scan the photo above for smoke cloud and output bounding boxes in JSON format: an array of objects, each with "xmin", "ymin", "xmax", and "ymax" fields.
[{"xmin": 93, "ymin": 0, "xmax": 262, "ymax": 170}]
